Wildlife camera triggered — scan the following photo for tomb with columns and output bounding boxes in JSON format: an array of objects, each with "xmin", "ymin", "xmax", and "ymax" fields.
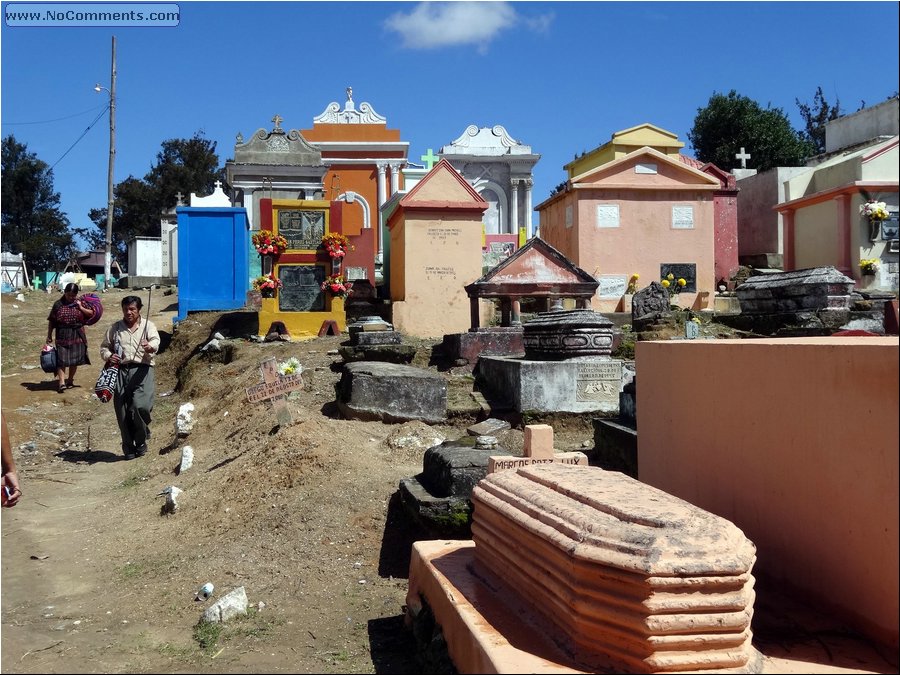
[
  {"xmin": 438, "ymin": 124, "xmax": 540, "ymax": 243},
  {"xmin": 301, "ymin": 87, "xmax": 409, "ymax": 285},
  {"xmin": 441, "ymin": 237, "xmax": 599, "ymax": 369},
  {"xmin": 438, "ymin": 125, "xmax": 540, "ymax": 274},
  {"xmin": 225, "ymin": 114, "xmax": 328, "ymax": 230}
]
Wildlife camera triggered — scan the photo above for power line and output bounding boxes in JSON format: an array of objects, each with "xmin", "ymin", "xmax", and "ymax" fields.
[
  {"xmin": 49, "ymin": 104, "xmax": 110, "ymax": 171},
  {"xmin": 1, "ymin": 103, "xmax": 109, "ymax": 126}
]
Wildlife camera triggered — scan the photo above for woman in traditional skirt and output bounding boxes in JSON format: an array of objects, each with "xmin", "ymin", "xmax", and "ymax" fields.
[{"xmin": 46, "ymin": 283, "xmax": 95, "ymax": 393}]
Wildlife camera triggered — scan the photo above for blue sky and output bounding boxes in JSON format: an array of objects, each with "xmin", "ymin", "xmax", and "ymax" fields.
[{"xmin": 2, "ymin": 1, "xmax": 898, "ymax": 248}]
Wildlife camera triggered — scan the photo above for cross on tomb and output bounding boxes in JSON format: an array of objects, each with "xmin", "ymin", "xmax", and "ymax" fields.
[
  {"xmin": 488, "ymin": 424, "xmax": 588, "ymax": 473},
  {"xmin": 271, "ymin": 114, "xmax": 283, "ymax": 130},
  {"xmin": 735, "ymin": 147, "xmax": 751, "ymax": 169},
  {"xmin": 420, "ymin": 148, "xmax": 439, "ymax": 170},
  {"xmin": 175, "ymin": 191, "xmax": 184, "ymax": 206},
  {"xmin": 214, "ymin": 180, "xmax": 222, "ymax": 190},
  {"xmin": 245, "ymin": 357, "xmax": 303, "ymax": 427}
]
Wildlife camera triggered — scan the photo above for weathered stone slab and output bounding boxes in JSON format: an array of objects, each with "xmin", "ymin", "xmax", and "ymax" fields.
[
  {"xmin": 336, "ymin": 362, "xmax": 447, "ymax": 423},
  {"xmin": 476, "ymin": 356, "xmax": 623, "ymax": 414},
  {"xmin": 352, "ymin": 330, "xmax": 402, "ymax": 346},
  {"xmin": 200, "ymin": 586, "xmax": 249, "ymax": 624},
  {"xmin": 441, "ymin": 328, "xmax": 525, "ymax": 369},
  {"xmin": 736, "ymin": 266, "xmax": 853, "ymax": 315},
  {"xmin": 466, "ymin": 418, "xmax": 511, "ymax": 437},
  {"xmin": 338, "ymin": 343, "xmax": 416, "ymax": 364},
  {"xmin": 347, "ymin": 316, "xmax": 397, "ymax": 346},
  {"xmin": 471, "ymin": 464, "xmax": 759, "ymax": 673}
]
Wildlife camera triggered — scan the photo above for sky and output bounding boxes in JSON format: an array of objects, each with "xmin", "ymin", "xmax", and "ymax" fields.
[{"xmin": 1, "ymin": 0, "xmax": 899, "ymax": 249}]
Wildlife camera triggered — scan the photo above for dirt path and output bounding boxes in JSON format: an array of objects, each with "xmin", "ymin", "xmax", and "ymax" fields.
[{"xmin": 3, "ymin": 287, "xmax": 597, "ymax": 673}]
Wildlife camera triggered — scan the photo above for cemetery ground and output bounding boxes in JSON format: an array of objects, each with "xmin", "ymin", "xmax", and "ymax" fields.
[{"xmin": 0, "ymin": 286, "xmax": 598, "ymax": 674}]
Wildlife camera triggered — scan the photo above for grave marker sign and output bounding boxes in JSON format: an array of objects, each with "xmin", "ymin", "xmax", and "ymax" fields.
[
  {"xmin": 488, "ymin": 423, "xmax": 588, "ymax": 473},
  {"xmin": 246, "ymin": 357, "xmax": 304, "ymax": 426}
]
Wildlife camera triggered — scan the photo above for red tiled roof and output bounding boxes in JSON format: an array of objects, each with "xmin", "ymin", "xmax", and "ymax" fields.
[{"xmin": 679, "ymin": 154, "xmax": 705, "ymax": 169}]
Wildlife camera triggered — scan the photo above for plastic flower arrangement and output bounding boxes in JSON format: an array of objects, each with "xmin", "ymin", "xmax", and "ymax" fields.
[
  {"xmin": 252, "ymin": 273, "xmax": 283, "ymax": 292},
  {"xmin": 252, "ymin": 231, "xmax": 289, "ymax": 256},
  {"xmin": 859, "ymin": 258, "xmax": 880, "ymax": 275},
  {"xmin": 859, "ymin": 200, "xmax": 889, "ymax": 221},
  {"xmin": 320, "ymin": 274, "xmax": 353, "ymax": 298},
  {"xmin": 277, "ymin": 357, "xmax": 302, "ymax": 376},
  {"xmin": 660, "ymin": 273, "xmax": 687, "ymax": 297},
  {"xmin": 321, "ymin": 232, "xmax": 352, "ymax": 259},
  {"xmin": 625, "ymin": 273, "xmax": 640, "ymax": 294}
]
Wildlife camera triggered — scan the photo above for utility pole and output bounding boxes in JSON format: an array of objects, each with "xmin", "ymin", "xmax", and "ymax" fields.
[{"xmin": 99, "ymin": 35, "xmax": 117, "ymax": 291}]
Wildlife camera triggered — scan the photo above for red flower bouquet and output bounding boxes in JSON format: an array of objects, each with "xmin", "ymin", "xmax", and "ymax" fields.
[
  {"xmin": 321, "ymin": 232, "xmax": 352, "ymax": 259},
  {"xmin": 252, "ymin": 231, "xmax": 289, "ymax": 256},
  {"xmin": 320, "ymin": 274, "xmax": 353, "ymax": 298}
]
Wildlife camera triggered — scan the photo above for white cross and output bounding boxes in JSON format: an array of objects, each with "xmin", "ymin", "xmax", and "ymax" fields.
[
  {"xmin": 214, "ymin": 180, "xmax": 222, "ymax": 190},
  {"xmin": 735, "ymin": 147, "xmax": 751, "ymax": 169}
]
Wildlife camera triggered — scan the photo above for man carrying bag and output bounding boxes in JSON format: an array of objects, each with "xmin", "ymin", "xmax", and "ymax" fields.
[{"xmin": 99, "ymin": 295, "xmax": 160, "ymax": 459}]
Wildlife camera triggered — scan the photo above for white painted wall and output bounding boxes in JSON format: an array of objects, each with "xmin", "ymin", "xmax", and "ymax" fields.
[{"xmin": 127, "ymin": 237, "xmax": 163, "ymax": 276}]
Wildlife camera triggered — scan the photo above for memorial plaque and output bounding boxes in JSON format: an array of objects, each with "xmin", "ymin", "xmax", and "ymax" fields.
[
  {"xmin": 672, "ymin": 206, "xmax": 694, "ymax": 229},
  {"xmin": 345, "ymin": 266, "xmax": 368, "ymax": 281},
  {"xmin": 490, "ymin": 241, "xmax": 515, "ymax": 257},
  {"xmin": 596, "ymin": 204, "xmax": 620, "ymax": 228},
  {"xmin": 278, "ymin": 209, "xmax": 325, "ymax": 251},
  {"xmin": 597, "ymin": 275, "xmax": 628, "ymax": 298},
  {"xmin": 278, "ymin": 264, "xmax": 325, "ymax": 312},
  {"xmin": 575, "ymin": 360, "xmax": 621, "ymax": 404},
  {"xmin": 660, "ymin": 263, "xmax": 697, "ymax": 293},
  {"xmin": 881, "ymin": 215, "xmax": 899, "ymax": 241}
]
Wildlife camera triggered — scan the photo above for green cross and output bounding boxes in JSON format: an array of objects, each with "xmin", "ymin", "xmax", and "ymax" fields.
[{"xmin": 420, "ymin": 148, "xmax": 439, "ymax": 170}]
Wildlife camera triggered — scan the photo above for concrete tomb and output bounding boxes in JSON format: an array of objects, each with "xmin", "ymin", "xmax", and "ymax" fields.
[
  {"xmin": 406, "ymin": 463, "xmax": 761, "ymax": 673},
  {"xmin": 335, "ymin": 361, "xmax": 447, "ymax": 423},
  {"xmin": 476, "ymin": 308, "xmax": 624, "ymax": 414},
  {"xmin": 338, "ymin": 316, "xmax": 417, "ymax": 364},
  {"xmin": 398, "ymin": 434, "xmax": 514, "ymax": 537},
  {"xmin": 593, "ymin": 375, "xmax": 638, "ymax": 478},
  {"xmin": 724, "ymin": 266, "xmax": 855, "ymax": 336}
]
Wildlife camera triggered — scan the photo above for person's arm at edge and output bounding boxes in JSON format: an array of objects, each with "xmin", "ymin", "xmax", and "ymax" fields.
[{"xmin": 2, "ymin": 412, "xmax": 22, "ymax": 507}]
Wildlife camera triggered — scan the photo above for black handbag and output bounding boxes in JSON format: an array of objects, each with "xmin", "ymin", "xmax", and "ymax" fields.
[{"xmin": 40, "ymin": 344, "xmax": 57, "ymax": 373}]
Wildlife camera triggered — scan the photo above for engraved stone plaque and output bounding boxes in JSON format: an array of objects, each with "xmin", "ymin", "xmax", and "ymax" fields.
[
  {"xmin": 345, "ymin": 266, "xmax": 368, "ymax": 281},
  {"xmin": 576, "ymin": 360, "xmax": 622, "ymax": 404},
  {"xmin": 278, "ymin": 210, "xmax": 325, "ymax": 251},
  {"xmin": 672, "ymin": 206, "xmax": 694, "ymax": 229},
  {"xmin": 597, "ymin": 275, "xmax": 628, "ymax": 298},
  {"xmin": 278, "ymin": 264, "xmax": 325, "ymax": 312},
  {"xmin": 596, "ymin": 204, "xmax": 619, "ymax": 228}
]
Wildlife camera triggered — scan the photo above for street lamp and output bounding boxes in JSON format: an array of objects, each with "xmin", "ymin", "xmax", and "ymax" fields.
[{"xmin": 95, "ymin": 36, "xmax": 116, "ymax": 291}]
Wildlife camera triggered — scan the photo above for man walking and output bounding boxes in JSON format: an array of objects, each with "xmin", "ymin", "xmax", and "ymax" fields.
[{"xmin": 99, "ymin": 295, "xmax": 160, "ymax": 459}]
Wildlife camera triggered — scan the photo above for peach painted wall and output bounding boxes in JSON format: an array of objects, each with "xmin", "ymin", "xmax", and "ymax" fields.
[
  {"xmin": 636, "ymin": 337, "xmax": 899, "ymax": 649},
  {"xmin": 576, "ymin": 190, "xmax": 716, "ymax": 312},
  {"xmin": 389, "ymin": 212, "xmax": 484, "ymax": 338}
]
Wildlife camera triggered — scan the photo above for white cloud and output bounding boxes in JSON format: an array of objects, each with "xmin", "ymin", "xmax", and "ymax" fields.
[{"xmin": 384, "ymin": 1, "xmax": 520, "ymax": 52}]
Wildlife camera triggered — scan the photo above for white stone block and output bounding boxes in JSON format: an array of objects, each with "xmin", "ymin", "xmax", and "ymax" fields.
[{"xmin": 200, "ymin": 586, "xmax": 248, "ymax": 624}]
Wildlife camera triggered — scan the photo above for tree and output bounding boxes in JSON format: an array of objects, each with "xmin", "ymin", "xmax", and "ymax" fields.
[
  {"xmin": 84, "ymin": 131, "xmax": 226, "ymax": 259},
  {"xmin": 796, "ymin": 86, "xmax": 842, "ymax": 155},
  {"xmin": 688, "ymin": 90, "xmax": 815, "ymax": 172},
  {"xmin": 1, "ymin": 135, "xmax": 75, "ymax": 272}
]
